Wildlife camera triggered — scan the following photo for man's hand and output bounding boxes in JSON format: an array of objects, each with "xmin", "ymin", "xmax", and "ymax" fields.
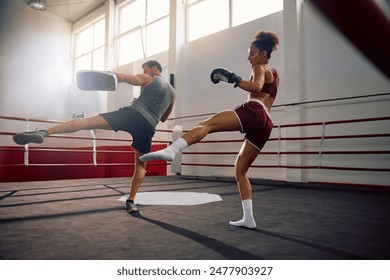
[{"xmin": 113, "ymin": 72, "xmax": 125, "ymax": 83}]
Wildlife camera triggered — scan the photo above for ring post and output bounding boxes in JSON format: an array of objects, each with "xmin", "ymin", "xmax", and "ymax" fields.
[
  {"xmin": 24, "ymin": 119, "xmax": 30, "ymax": 167},
  {"xmin": 90, "ymin": 129, "xmax": 97, "ymax": 166},
  {"xmin": 170, "ymin": 125, "xmax": 183, "ymax": 174},
  {"xmin": 318, "ymin": 122, "xmax": 326, "ymax": 168}
]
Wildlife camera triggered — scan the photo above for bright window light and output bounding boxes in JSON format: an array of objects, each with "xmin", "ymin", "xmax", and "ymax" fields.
[
  {"xmin": 146, "ymin": 17, "xmax": 170, "ymax": 57},
  {"xmin": 92, "ymin": 47, "xmax": 105, "ymax": 71},
  {"xmin": 74, "ymin": 18, "xmax": 106, "ymax": 74},
  {"xmin": 119, "ymin": 29, "xmax": 145, "ymax": 66},
  {"xmin": 147, "ymin": 0, "xmax": 169, "ymax": 23},
  {"xmin": 117, "ymin": 0, "xmax": 170, "ymax": 65},
  {"xmin": 93, "ymin": 20, "xmax": 105, "ymax": 48},
  {"xmin": 232, "ymin": 0, "xmax": 283, "ymax": 27},
  {"xmin": 75, "ymin": 53, "xmax": 92, "ymax": 73},
  {"xmin": 188, "ymin": 0, "xmax": 229, "ymax": 41},
  {"xmin": 119, "ymin": 0, "xmax": 146, "ymax": 34},
  {"xmin": 75, "ymin": 26, "xmax": 93, "ymax": 57}
]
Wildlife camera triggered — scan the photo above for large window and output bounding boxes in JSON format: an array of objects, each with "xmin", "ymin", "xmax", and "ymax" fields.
[
  {"xmin": 187, "ymin": 0, "xmax": 283, "ymax": 42},
  {"xmin": 187, "ymin": 0, "xmax": 229, "ymax": 42},
  {"xmin": 232, "ymin": 0, "xmax": 283, "ymax": 27},
  {"xmin": 117, "ymin": 0, "xmax": 170, "ymax": 66},
  {"xmin": 74, "ymin": 18, "xmax": 106, "ymax": 73},
  {"xmin": 73, "ymin": 0, "xmax": 282, "ymax": 70}
]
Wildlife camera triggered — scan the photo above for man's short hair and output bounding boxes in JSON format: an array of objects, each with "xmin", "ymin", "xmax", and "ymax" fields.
[{"xmin": 142, "ymin": 60, "xmax": 162, "ymax": 73}]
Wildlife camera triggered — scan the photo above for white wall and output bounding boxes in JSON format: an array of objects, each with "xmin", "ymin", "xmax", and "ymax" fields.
[
  {"xmin": 0, "ymin": 1, "xmax": 110, "ymax": 148},
  {"xmin": 0, "ymin": 0, "xmax": 72, "ymax": 120},
  {"xmin": 175, "ymin": 11, "xmax": 285, "ymax": 180},
  {"xmin": 172, "ymin": 1, "xmax": 390, "ymax": 186},
  {"xmin": 1, "ymin": 0, "xmax": 389, "ymax": 185},
  {"xmin": 298, "ymin": 2, "xmax": 390, "ymax": 185}
]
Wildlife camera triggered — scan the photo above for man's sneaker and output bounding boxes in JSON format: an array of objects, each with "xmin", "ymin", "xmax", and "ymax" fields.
[
  {"xmin": 126, "ymin": 200, "xmax": 138, "ymax": 214},
  {"xmin": 13, "ymin": 130, "xmax": 49, "ymax": 145}
]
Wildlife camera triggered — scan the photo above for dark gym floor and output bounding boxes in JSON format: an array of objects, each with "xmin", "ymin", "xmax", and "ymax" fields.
[{"xmin": 0, "ymin": 175, "xmax": 389, "ymax": 260}]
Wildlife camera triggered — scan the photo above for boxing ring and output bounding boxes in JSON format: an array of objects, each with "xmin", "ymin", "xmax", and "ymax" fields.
[
  {"xmin": 1, "ymin": 94, "xmax": 390, "ymax": 260},
  {"xmin": 178, "ymin": 115, "xmax": 390, "ymax": 171},
  {"xmin": 0, "ymin": 116, "xmax": 171, "ymax": 181},
  {"xmin": 1, "ymin": 111, "xmax": 389, "ymax": 183}
]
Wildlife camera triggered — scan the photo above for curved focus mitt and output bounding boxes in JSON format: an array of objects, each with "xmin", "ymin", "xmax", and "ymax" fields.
[
  {"xmin": 210, "ymin": 67, "xmax": 242, "ymax": 87},
  {"xmin": 76, "ymin": 70, "xmax": 117, "ymax": 91}
]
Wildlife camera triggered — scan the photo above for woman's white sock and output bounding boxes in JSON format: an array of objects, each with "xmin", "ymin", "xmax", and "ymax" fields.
[
  {"xmin": 140, "ymin": 137, "xmax": 188, "ymax": 162},
  {"xmin": 229, "ymin": 199, "xmax": 256, "ymax": 229}
]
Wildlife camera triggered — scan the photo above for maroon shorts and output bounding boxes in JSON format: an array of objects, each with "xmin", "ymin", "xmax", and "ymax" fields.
[{"xmin": 233, "ymin": 101, "xmax": 273, "ymax": 150}]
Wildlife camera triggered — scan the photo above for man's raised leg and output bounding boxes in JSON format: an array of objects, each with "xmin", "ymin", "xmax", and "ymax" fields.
[{"xmin": 13, "ymin": 115, "xmax": 112, "ymax": 145}]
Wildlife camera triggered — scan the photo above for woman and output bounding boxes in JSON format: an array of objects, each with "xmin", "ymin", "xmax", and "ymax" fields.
[{"xmin": 141, "ymin": 31, "xmax": 279, "ymax": 229}]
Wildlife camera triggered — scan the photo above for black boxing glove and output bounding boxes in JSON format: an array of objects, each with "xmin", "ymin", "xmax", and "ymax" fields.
[{"xmin": 210, "ymin": 67, "xmax": 242, "ymax": 87}]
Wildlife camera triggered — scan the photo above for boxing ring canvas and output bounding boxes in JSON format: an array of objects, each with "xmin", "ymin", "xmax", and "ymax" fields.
[{"xmin": 0, "ymin": 175, "xmax": 389, "ymax": 260}]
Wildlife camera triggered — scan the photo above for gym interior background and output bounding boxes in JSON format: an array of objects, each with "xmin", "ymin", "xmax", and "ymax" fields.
[
  {"xmin": 1, "ymin": 0, "xmax": 389, "ymax": 186},
  {"xmin": 0, "ymin": 0, "xmax": 389, "ymax": 263}
]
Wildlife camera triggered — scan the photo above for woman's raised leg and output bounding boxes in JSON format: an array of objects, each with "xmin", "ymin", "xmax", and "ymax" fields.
[
  {"xmin": 140, "ymin": 110, "xmax": 241, "ymax": 162},
  {"xmin": 182, "ymin": 110, "xmax": 241, "ymax": 145}
]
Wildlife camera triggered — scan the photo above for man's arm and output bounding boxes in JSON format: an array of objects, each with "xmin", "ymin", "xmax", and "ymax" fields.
[
  {"xmin": 160, "ymin": 95, "xmax": 176, "ymax": 122},
  {"xmin": 114, "ymin": 73, "xmax": 154, "ymax": 87}
]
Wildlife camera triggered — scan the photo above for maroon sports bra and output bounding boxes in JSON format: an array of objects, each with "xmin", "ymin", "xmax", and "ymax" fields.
[{"xmin": 261, "ymin": 68, "xmax": 278, "ymax": 99}]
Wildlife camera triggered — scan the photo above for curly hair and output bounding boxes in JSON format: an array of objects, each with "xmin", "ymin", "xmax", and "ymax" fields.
[{"xmin": 252, "ymin": 31, "xmax": 279, "ymax": 59}]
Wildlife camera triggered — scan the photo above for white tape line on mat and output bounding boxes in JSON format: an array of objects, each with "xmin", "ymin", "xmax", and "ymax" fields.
[{"xmin": 118, "ymin": 192, "xmax": 222, "ymax": 205}]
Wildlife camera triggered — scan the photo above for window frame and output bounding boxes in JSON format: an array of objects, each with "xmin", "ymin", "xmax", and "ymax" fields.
[
  {"xmin": 73, "ymin": 16, "xmax": 106, "ymax": 73},
  {"xmin": 186, "ymin": 0, "xmax": 230, "ymax": 42},
  {"xmin": 116, "ymin": 0, "xmax": 170, "ymax": 66},
  {"xmin": 186, "ymin": 0, "xmax": 283, "ymax": 42}
]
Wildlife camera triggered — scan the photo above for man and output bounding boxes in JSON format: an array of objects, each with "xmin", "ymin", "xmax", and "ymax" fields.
[{"xmin": 13, "ymin": 60, "xmax": 176, "ymax": 214}]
